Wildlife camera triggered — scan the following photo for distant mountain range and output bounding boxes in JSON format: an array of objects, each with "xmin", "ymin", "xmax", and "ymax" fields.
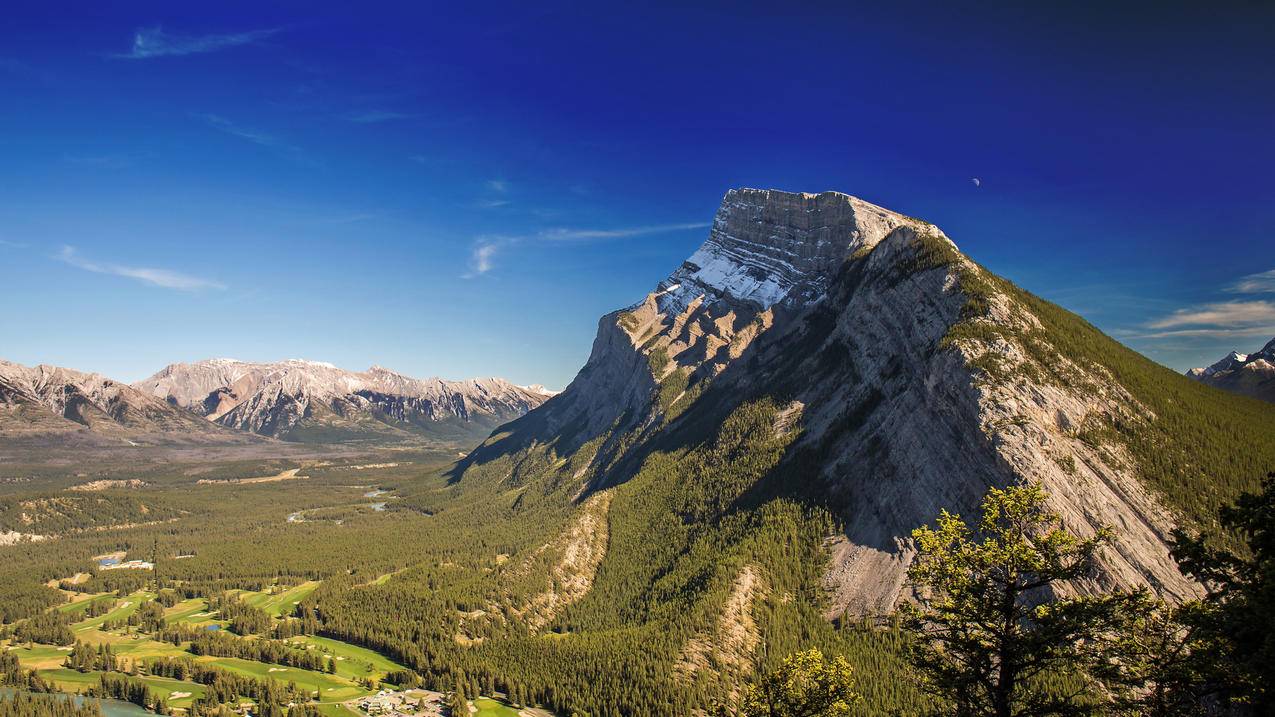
[
  {"xmin": 0, "ymin": 357, "xmax": 552, "ymax": 445},
  {"xmin": 1187, "ymin": 337, "xmax": 1275, "ymax": 403}
]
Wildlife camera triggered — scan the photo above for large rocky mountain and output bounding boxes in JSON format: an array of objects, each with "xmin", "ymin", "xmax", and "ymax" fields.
[
  {"xmin": 0, "ymin": 359, "xmax": 241, "ymax": 443},
  {"xmin": 452, "ymin": 186, "xmax": 1275, "ymax": 646},
  {"xmin": 133, "ymin": 359, "xmax": 551, "ymax": 443},
  {"xmin": 1187, "ymin": 337, "xmax": 1275, "ymax": 403}
]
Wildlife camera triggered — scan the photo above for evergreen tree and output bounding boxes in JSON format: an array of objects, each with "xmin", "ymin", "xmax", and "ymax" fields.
[
  {"xmin": 902, "ymin": 483, "xmax": 1138, "ymax": 717},
  {"xmin": 726, "ymin": 648, "xmax": 859, "ymax": 717},
  {"xmin": 451, "ymin": 677, "xmax": 468, "ymax": 716},
  {"xmin": 1169, "ymin": 471, "xmax": 1275, "ymax": 711}
]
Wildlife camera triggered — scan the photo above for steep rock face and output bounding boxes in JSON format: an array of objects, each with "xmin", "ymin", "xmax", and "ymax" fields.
[
  {"xmin": 134, "ymin": 359, "xmax": 548, "ymax": 442},
  {"xmin": 658, "ymin": 188, "xmax": 913, "ymax": 312},
  {"xmin": 481, "ymin": 190, "xmax": 917, "ymax": 468},
  {"xmin": 1188, "ymin": 338, "xmax": 1275, "ymax": 403},
  {"xmin": 458, "ymin": 187, "xmax": 1207, "ymax": 626},
  {"xmin": 0, "ymin": 359, "xmax": 234, "ymax": 440}
]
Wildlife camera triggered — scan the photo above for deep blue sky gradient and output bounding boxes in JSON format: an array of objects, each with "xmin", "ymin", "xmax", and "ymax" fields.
[{"xmin": 2, "ymin": 1, "xmax": 1272, "ymax": 388}]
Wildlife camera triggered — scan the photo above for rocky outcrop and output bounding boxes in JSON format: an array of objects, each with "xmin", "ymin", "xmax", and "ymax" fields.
[
  {"xmin": 1188, "ymin": 338, "xmax": 1275, "ymax": 403},
  {"xmin": 134, "ymin": 359, "xmax": 548, "ymax": 442}
]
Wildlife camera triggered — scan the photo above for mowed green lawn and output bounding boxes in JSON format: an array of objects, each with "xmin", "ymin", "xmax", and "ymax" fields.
[
  {"xmin": 35, "ymin": 668, "xmax": 206, "ymax": 710},
  {"xmin": 72, "ymin": 591, "xmax": 154, "ymax": 632},
  {"xmin": 285, "ymin": 635, "xmax": 407, "ymax": 681},
  {"xmin": 236, "ymin": 581, "xmax": 321, "ymax": 617},
  {"xmin": 195, "ymin": 655, "xmax": 368, "ymax": 702},
  {"xmin": 56, "ymin": 594, "xmax": 116, "ymax": 616},
  {"xmin": 7, "ymin": 642, "xmax": 73, "ymax": 670},
  {"xmin": 472, "ymin": 696, "xmax": 523, "ymax": 717},
  {"xmin": 164, "ymin": 597, "xmax": 212, "ymax": 623}
]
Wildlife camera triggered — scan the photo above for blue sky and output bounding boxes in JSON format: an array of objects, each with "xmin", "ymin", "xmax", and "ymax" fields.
[{"xmin": 1, "ymin": 2, "xmax": 1272, "ymax": 389}]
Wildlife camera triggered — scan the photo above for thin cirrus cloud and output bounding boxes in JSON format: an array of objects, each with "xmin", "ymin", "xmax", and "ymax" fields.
[
  {"xmin": 1226, "ymin": 268, "xmax": 1275, "ymax": 294},
  {"xmin": 57, "ymin": 246, "xmax": 226, "ymax": 291},
  {"xmin": 195, "ymin": 113, "xmax": 312, "ymax": 165},
  {"xmin": 114, "ymin": 26, "xmax": 280, "ymax": 59},
  {"xmin": 539, "ymin": 222, "xmax": 709, "ymax": 241},
  {"xmin": 462, "ymin": 221, "xmax": 708, "ymax": 278},
  {"xmin": 1137, "ymin": 300, "xmax": 1275, "ymax": 339}
]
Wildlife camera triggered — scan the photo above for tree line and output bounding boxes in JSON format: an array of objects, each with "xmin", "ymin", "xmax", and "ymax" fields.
[{"xmin": 722, "ymin": 476, "xmax": 1275, "ymax": 716}]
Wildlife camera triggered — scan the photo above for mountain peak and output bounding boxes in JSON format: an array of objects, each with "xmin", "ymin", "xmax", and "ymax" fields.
[
  {"xmin": 1188, "ymin": 337, "xmax": 1275, "ymax": 402},
  {"xmin": 655, "ymin": 187, "xmax": 923, "ymax": 313}
]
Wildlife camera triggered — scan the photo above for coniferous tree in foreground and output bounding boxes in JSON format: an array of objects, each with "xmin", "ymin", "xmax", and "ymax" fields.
[
  {"xmin": 902, "ymin": 483, "xmax": 1140, "ymax": 717},
  {"xmin": 721, "ymin": 648, "xmax": 860, "ymax": 717},
  {"xmin": 1169, "ymin": 471, "xmax": 1275, "ymax": 712}
]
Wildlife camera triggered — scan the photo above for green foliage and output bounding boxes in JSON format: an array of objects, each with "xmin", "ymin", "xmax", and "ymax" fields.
[
  {"xmin": 15, "ymin": 609, "xmax": 75, "ymax": 646},
  {"xmin": 0, "ymin": 693, "xmax": 101, "ymax": 717},
  {"xmin": 903, "ymin": 483, "xmax": 1135, "ymax": 716},
  {"xmin": 727, "ymin": 648, "xmax": 860, "ymax": 717},
  {"xmin": 1169, "ymin": 472, "xmax": 1275, "ymax": 711}
]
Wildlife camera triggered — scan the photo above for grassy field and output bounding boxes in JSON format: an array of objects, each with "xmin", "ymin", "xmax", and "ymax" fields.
[
  {"xmin": 197, "ymin": 655, "xmax": 367, "ymax": 702},
  {"xmin": 9, "ymin": 581, "xmax": 390, "ymax": 711},
  {"xmin": 473, "ymin": 696, "xmax": 523, "ymax": 716},
  {"xmin": 34, "ymin": 668, "xmax": 207, "ymax": 710},
  {"xmin": 237, "ymin": 580, "xmax": 322, "ymax": 617},
  {"xmin": 71, "ymin": 590, "xmax": 154, "ymax": 632},
  {"xmin": 7, "ymin": 643, "xmax": 74, "ymax": 670},
  {"xmin": 286, "ymin": 635, "xmax": 407, "ymax": 681},
  {"xmin": 56, "ymin": 593, "xmax": 116, "ymax": 616}
]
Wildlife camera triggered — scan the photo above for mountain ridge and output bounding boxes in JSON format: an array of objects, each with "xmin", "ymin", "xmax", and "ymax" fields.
[
  {"xmin": 0, "ymin": 356, "xmax": 550, "ymax": 447},
  {"xmin": 0, "ymin": 358, "xmax": 246, "ymax": 443},
  {"xmin": 133, "ymin": 358, "xmax": 550, "ymax": 443},
  {"xmin": 1187, "ymin": 337, "xmax": 1275, "ymax": 403}
]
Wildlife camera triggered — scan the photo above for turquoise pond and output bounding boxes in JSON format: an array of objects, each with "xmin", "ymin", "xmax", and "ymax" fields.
[{"xmin": 2, "ymin": 689, "xmax": 155, "ymax": 716}]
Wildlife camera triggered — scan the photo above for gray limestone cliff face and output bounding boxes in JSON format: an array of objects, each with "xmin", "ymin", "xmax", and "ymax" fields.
[{"xmin": 658, "ymin": 189, "xmax": 914, "ymax": 313}]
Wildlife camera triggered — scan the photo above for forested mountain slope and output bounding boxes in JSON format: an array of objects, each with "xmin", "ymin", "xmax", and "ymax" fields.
[{"xmin": 384, "ymin": 188, "xmax": 1275, "ymax": 712}]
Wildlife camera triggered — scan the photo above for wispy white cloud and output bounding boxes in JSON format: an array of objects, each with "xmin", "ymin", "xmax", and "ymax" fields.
[
  {"xmin": 462, "ymin": 238, "xmax": 512, "ymax": 279},
  {"xmin": 474, "ymin": 199, "xmax": 511, "ymax": 209},
  {"xmin": 1132, "ymin": 326, "xmax": 1275, "ymax": 340},
  {"xmin": 486, "ymin": 179, "xmax": 509, "ymax": 193},
  {"xmin": 1146, "ymin": 300, "xmax": 1275, "ymax": 330},
  {"xmin": 197, "ymin": 113, "xmax": 276, "ymax": 147},
  {"xmin": 539, "ymin": 222, "xmax": 709, "ymax": 241},
  {"xmin": 1226, "ymin": 268, "xmax": 1275, "ymax": 294},
  {"xmin": 195, "ymin": 113, "xmax": 312, "ymax": 165},
  {"xmin": 343, "ymin": 110, "xmax": 413, "ymax": 124},
  {"xmin": 116, "ymin": 26, "xmax": 280, "ymax": 59},
  {"xmin": 458, "ymin": 220, "xmax": 708, "ymax": 277},
  {"xmin": 0, "ymin": 239, "xmax": 27, "ymax": 248},
  {"xmin": 57, "ymin": 246, "xmax": 225, "ymax": 291}
]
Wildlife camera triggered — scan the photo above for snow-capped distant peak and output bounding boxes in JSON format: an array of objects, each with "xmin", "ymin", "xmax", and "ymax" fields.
[{"xmin": 520, "ymin": 384, "xmax": 560, "ymax": 397}]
